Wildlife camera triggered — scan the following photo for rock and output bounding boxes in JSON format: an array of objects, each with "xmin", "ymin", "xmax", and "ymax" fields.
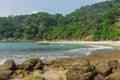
[
  {"xmin": 18, "ymin": 58, "xmax": 43, "ymax": 71},
  {"xmin": 12, "ymin": 69, "xmax": 30, "ymax": 79},
  {"xmin": 24, "ymin": 75, "xmax": 45, "ymax": 80},
  {"xmin": 108, "ymin": 60, "xmax": 119, "ymax": 69},
  {"xmin": 80, "ymin": 71, "xmax": 95, "ymax": 80},
  {"xmin": 107, "ymin": 70, "xmax": 120, "ymax": 80},
  {"xmin": 14, "ymin": 69, "xmax": 23, "ymax": 75},
  {"xmin": 80, "ymin": 66, "xmax": 92, "ymax": 73},
  {"xmin": 72, "ymin": 65, "xmax": 95, "ymax": 74},
  {"xmin": 33, "ymin": 70, "xmax": 43, "ymax": 76},
  {"xmin": 95, "ymin": 62, "xmax": 112, "ymax": 76},
  {"xmin": 73, "ymin": 58, "xmax": 90, "ymax": 67},
  {"xmin": 34, "ymin": 63, "xmax": 42, "ymax": 70},
  {"xmin": 45, "ymin": 69, "xmax": 67, "ymax": 80},
  {"xmin": 72, "ymin": 58, "xmax": 95, "ymax": 74},
  {"xmin": 24, "ymin": 70, "xmax": 45, "ymax": 80},
  {"xmin": 66, "ymin": 69, "xmax": 80, "ymax": 80},
  {"xmin": 66, "ymin": 58, "xmax": 95, "ymax": 80},
  {"xmin": 0, "ymin": 59, "xmax": 16, "ymax": 70},
  {"xmin": 0, "ymin": 70, "xmax": 13, "ymax": 80},
  {"xmin": 94, "ymin": 75, "xmax": 107, "ymax": 80},
  {"xmin": 66, "ymin": 69, "xmax": 95, "ymax": 80}
]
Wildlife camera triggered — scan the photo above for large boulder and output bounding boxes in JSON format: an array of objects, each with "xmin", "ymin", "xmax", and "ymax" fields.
[
  {"xmin": 66, "ymin": 58, "xmax": 95, "ymax": 80},
  {"xmin": 72, "ymin": 58, "xmax": 94, "ymax": 73},
  {"xmin": 18, "ymin": 58, "xmax": 43, "ymax": 71},
  {"xmin": 80, "ymin": 71, "xmax": 95, "ymax": 80},
  {"xmin": 0, "ymin": 59, "xmax": 16, "ymax": 70},
  {"xmin": 0, "ymin": 70, "xmax": 13, "ymax": 80},
  {"xmin": 73, "ymin": 58, "xmax": 90, "ymax": 67},
  {"xmin": 24, "ymin": 70, "xmax": 45, "ymax": 80},
  {"xmin": 94, "ymin": 75, "xmax": 107, "ymax": 80},
  {"xmin": 24, "ymin": 75, "xmax": 45, "ymax": 80},
  {"xmin": 107, "ymin": 70, "xmax": 120, "ymax": 80},
  {"xmin": 66, "ymin": 69, "xmax": 95, "ymax": 80},
  {"xmin": 45, "ymin": 69, "xmax": 68, "ymax": 80},
  {"xmin": 108, "ymin": 60, "xmax": 119, "ymax": 69},
  {"xmin": 66, "ymin": 69, "xmax": 80, "ymax": 80},
  {"xmin": 95, "ymin": 62, "xmax": 112, "ymax": 76}
]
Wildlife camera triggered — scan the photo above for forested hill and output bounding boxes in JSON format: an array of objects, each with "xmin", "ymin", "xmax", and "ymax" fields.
[{"xmin": 0, "ymin": 0, "xmax": 120, "ymax": 41}]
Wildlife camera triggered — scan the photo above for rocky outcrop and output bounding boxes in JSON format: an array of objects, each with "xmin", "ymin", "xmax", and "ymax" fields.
[
  {"xmin": 94, "ymin": 75, "xmax": 107, "ymax": 80},
  {"xmin": 0, "ymin": 70, "xmax": 13, "ymax": 80},
  {"xmin": 0, "ymin": 59, "xmax": 16, "ymax": 80},
  {"xmin": 66, "ymin": 59, "xmax": 120, "ymax": 80},
  {"xmin": 0, "ymin": 59, "xmax": 16, "ymax": 70},
  {"xmin": 0, "ymin": 58, "xmax": 120, "ymax": 80},
  {"xmin": 66, "ymin": 58, "xmax": 95, "ymax": 80},
  {"xmin": 45, "ymin": 69, "xmax": 68, "ymax": 80},
  {"xmin": 107, "ymin": 70, "xmax": 120, "ymax": 80},
  {"xmin": 95, "ymin": 62, "xmax": 112, "ymax": 76},
  {"xmin": 0, "ymin": 58, "xmax": 45, "ymax": 80},
  {"xmin": 18, "ymin": 58, "xmax": 43, "ymax": 71},
  {"xmin": 108, "ymin": 60, "xmax": 119, "ymax": 69},
  {"xmin": 24, "ymin": 70, "xmax": 45, "ymax": 80}
]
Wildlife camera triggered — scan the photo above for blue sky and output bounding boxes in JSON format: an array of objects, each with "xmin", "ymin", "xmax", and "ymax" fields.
[{"xmin": 0, "ymin": 0, "xmax": 105, "ymax": 16}]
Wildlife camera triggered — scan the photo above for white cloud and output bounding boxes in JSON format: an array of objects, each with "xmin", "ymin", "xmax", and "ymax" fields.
[{"xmin": 27, "ymin": 11, "xmax": 39, "ymax": 15}]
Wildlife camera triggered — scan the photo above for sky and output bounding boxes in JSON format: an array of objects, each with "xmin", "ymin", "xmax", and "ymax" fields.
[{"xmin": 0, "ymin": 0, "xmax": 105, "ymax": 17}]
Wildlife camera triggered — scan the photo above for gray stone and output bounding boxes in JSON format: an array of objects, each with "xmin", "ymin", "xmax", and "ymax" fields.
[{"xmin": 95, "ymin": 62, "xmax": 112, "ymax": 76}]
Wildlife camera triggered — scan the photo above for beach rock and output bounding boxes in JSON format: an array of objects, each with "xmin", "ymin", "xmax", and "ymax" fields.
[
  {"xmin": 0, "ymin": 70, "xmax": 13, "ymax": 80},
  {"xmin": 94, "ymin": 75, "xmax": 107, "ymax": 80},
  {"xmin": 72, "ymin": 65, "xmax": 95, "ymax": 74},
  {"xmin": 66, "ymin": 58, "xmax": 95, "ymax": 80},
  {"xmin": 73, "ymin": 58, "xmax": 90, "ymax": 67},
  {"xmin": 24, "ymin": 70, "xmax": 45, "ymax": 80},
  {"xmin": 72, "ymin": 58, "xmax": 95, "ymax": 73},
  {"xmin": 24, "ymin": 75, "xmax": 45, "ymax": 80},
  {"xmin": 108, "ymin": 60, "xmax": 119, "ymax": 69},
  {"xmin": 45, "ymin": 69, "xmax": 67, "ymax": 80},
  {"xmin": 66, "ymin": 69, "xmax": 80, "ymax": 80},
  {"xmin": 0, "ymin": 59, "xmax": 16, "ymax": 70},
  {"xmin": 95, "ymin": 62, "xmax": 112, "ymax": 76},
  {"xmin": 18, "ymin": 58, "xmax": 43, "ymax": 71},
  {"xmin": 81, "ymin": 71, "xmax": 95, "ymax": 80},
  {"xmin": 107, "ymin": 70, "xmax": 120, "ymax": 80},
  {"xmin": 66, "ymin": 69, "xmax": 95, "ymax": 80},
  {"xmin": 34, "ymin": 62, "xmax": 43, "ymax": 70}
]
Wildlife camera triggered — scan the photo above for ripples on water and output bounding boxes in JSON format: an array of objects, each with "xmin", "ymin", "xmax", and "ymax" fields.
[{"xmin": 0, "ymin": 42, "xmax": 114, "ymax": 64}]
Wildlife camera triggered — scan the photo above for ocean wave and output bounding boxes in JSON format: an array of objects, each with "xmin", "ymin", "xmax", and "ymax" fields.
[
  {"xmin": 0, "ymin": 44, "xmax": 114, "ymax": 64},
  {"xmin": 67, "ymin": 45, "xmax": 113, "ymax": 55},
  {"xmin": 0, "ymin": 59, "xmax": 8, "ymax": 65}
]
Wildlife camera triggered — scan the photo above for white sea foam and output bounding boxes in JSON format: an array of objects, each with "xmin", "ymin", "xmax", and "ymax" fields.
[
  {"xmin": 0, "ymin": 59, "xmax": 8, "ymax": 65},
  {"xmin": 0, "ymin": 42, "xmax": 114, "ymax": 64},
  {"xmin": 68, "ymin": 45, "xmax": 113, "ymax": 55}
]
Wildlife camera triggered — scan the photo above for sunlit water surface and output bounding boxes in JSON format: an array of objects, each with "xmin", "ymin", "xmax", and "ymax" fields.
[{"xmin": 0, "ymin": 42, "xmax": 117, "ymax": 64}]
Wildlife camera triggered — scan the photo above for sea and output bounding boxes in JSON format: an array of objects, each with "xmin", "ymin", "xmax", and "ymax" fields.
[{"xmin": 0, "ymin": 42, "xmax": 119, "ymax": 64}]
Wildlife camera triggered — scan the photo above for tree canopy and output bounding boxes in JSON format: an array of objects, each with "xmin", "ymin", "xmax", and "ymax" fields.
[{"xmin": 0, "ymin": 0, "xmax": 120, "ymax": 41}]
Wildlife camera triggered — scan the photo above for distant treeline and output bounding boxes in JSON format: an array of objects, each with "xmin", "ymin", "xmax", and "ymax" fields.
[{"xmin": 0, "ymin": 0, "xmax": 120, "ymax": 41}]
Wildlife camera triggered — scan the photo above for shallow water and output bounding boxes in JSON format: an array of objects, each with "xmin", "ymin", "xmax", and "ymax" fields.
[{"xmin": 0, "ymin": 42, "xmax": 114, "ymax": 64}]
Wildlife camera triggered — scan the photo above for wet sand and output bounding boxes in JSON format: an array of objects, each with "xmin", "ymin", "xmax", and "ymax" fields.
[{"xmin": 37, "ymin": 41, "xmax": 120, "ymax": 48}]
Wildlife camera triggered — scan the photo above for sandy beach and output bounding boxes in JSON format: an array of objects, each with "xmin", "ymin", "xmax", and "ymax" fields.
[{"xmin": 37, "ymin": 41, "xmax": 120, "ymax": 48}]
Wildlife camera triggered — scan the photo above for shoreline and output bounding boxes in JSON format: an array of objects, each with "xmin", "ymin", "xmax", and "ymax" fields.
[
  {"xmin": 1, "ymin": 52, "xmax": 120, "ymax": 80},
  {"xmin": 37, "ymin": 41, "xmax": 120, "ymax": 48},
  {"xmin": 0, "ymin": 41, "xmax": 120, "ymax": 80},
  {"xmin": 1, "ymin": 40, "xmax": 120, "ymax": 48}
]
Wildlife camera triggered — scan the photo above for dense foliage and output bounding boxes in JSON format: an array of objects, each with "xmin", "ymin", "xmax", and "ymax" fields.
[{"xmin": 0, "ymin": 0, "xmax": 120, "ymax": 41}]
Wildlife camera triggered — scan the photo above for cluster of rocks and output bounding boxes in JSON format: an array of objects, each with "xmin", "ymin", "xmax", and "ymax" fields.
[
  {"xmin": 1, "ymin": 58, "xmax": 120, "ymax": 80},
  {"xmin": 66, "ymin": 59, "xmax": 120, "ymax": 80},
  {"xmin": 0, "ymin": 58, "xmax": 45, "ymax": 80}
]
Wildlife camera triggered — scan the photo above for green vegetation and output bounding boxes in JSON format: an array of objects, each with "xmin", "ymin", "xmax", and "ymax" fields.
[{"xmin": 0, "ymin": 0, "xmax": 120, "ymax": 41}]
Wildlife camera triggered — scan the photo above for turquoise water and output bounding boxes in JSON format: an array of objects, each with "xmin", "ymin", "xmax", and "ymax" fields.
[{"xmin": 0, "ymin": 42, "xmax": 114, "ymax": 63}]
